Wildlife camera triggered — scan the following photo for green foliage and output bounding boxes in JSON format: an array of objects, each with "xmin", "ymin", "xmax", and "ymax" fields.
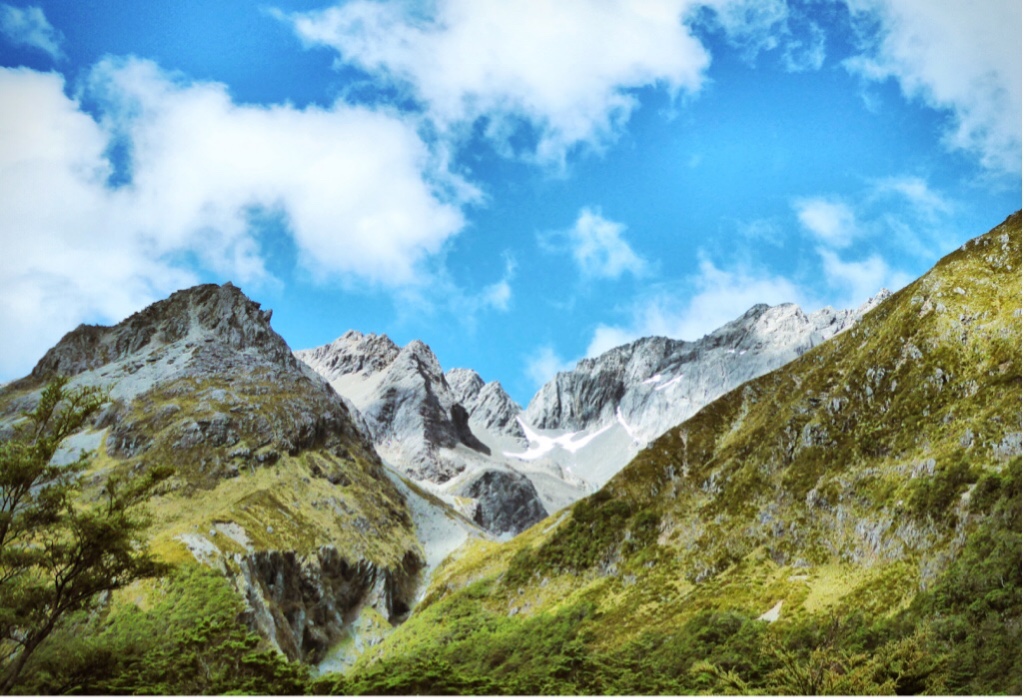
[
  {"xmin": 907, "ymin": 454, "xmax": 978, "ymax": 524},
  {"xmin": 0, "ymin": 377, "xmax": 168, "ymax": 693},
  {"xmin": 16, "ymin": 565, "xmax": 309, "ymax": 695},
  {"xmin": 908, "ymin": 456, "xmax": 1022, "ymax": 695},
  {"xmin": 505, "ymin": 493, "xmax": 662, "ymax": 587}
]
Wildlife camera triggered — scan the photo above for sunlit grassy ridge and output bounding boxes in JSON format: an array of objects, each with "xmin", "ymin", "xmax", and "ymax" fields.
[{"xmin": 335, "ymin": 212, "xmax": 1021, "ymax": 695}]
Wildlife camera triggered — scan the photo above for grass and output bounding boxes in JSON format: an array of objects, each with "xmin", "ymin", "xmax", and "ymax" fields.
[{"xmin": 341, "ymin": 213, "xmax": 1021, "ymax": 693}]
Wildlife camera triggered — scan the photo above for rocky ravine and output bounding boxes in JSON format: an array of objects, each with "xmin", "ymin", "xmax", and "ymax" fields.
[{"xmin": 0, "ymin": 283, "xmax": 481, "ymax": 667}]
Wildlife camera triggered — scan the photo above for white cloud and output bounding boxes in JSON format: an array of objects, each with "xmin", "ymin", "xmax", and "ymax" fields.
[
  {"xmin": 281, "ymin": 0, "xmax": 719, "ymax": 165},
  {"xmin": 871, "ymin": 175, "xmax": 953, "ymax": 217},
  {"xmin": 843, "ymin": 0, "xmax": 1022, "ymax": 174},
  {"xmin": 793, "ymin": 197, "xmax": 857, "ymax": 248},
  {"xmin": 0, "ymin": 60, "xmax": 477, "ymax": 378},
  {"xmin": 477, "ymin": 254, "xmax": 516, "ymax": 313},
  {"xmin": 782, "ymin": 21, "xmax": 825, "ymax": 72},
  {"xmin": 818, "ymin": 248, "xmax": 912, "ymax": 309},
  {"xmin": 524, "ymin": 344, "xmax": 575, "ymax": 388},
  {"xmin": 0, "ymin": 4, "xmax": 62, "ymax": 60},
  {"xmin": 553, "ymin": 207, "xmax": 648, "ymax": 280},
  {"xmin": 584, "ymin": 257, "xmax": 806, "ymax": 356},
  {"xmin": 90, "ymin": 57, "xmax": 475, "ymax": 286},
  {"xmin": 700, "ymin": 0, "xmax": 788, "ymax": 59}
]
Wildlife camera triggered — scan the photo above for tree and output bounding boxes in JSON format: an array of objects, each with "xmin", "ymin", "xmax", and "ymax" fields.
[{"xmin": 0, "ymin": 377, "xmax": 168, "ymax": 692}]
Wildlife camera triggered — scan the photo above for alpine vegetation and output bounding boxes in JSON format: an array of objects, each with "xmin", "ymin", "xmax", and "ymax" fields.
[{"xmin": 0, "ymin": 212, "xmax": 1019, "ymax": 694}]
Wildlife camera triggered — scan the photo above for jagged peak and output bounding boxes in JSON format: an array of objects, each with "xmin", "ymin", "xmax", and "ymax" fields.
[
  {"xmin": 390, "ymin": 339, "xmax": 444, "ymax": 380},
  {"xmin": 446, "ymin": 368, "xmax": 486, "ymax": 403},
  {"xmin": 296, "ymin": 330, "xmax": 401, "ymax": 379},
  {"xmin": 29, "ymin": 282, "xmax": 289, "ymax": 381}
]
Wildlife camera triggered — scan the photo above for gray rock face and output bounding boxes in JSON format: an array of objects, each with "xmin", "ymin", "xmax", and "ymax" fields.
[
  {"xmin": 297, "ymin": 333, "xmax": 548, "ymax": 534},
  {"xmin": 30, "ymin": 282, "xmax": 295, "ymax": 381},
  {"xmin": 235, "ymin": 546, "xmax": 422, "ymax": 663},
  {"xmin": 360, "ymin": 340, "xmax": 489, "ymax": 481},
  {"xmin": 20, "ymin": 283, "xmax": 378, "ymax": 478},
  {"xmin": 296, "ymin": 330, "xmax": 400, "ymax": 379},
  {"xmin": 297, "ymin": 293, "xmax": 888, "ymax": 534},
  {"xmin": 446, "ymin": 368, "xmax": 526, "ymax": 443},
  {"xmin": 459, "ymin": 469, "xmax": 547, "ymax": 537},
  {"xmin": 524, "ymin": 294, "xmax": 889, "ymax": 443}
]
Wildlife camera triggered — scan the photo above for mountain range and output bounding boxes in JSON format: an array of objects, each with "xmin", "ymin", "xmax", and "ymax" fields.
[
  {"xmin": 294, "ymin": 289, "xmax": 889, "ymax": 537},
  {"xmin": 0, "ymin": 212, "xmax": 1019, "ymax": 693}
]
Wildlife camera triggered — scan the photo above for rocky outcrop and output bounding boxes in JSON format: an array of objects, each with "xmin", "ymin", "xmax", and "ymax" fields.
[
  {"xmin": 30, "ymin": 283, "xmax": 295, "ymax": 382},
  {"xmin": 358, "ymin": 340, "xmax": 488, "ymax": 481},
  {"xmin": 234, "ymin": 547, "xmax": 422, "ymax": 663},
  {"xmin": 458, "ymin": 469, "xmax": 547, "ymax": 537},
  {"xmin": 297, "ymin": 330, "xmax": 400, "ymax": 380},
  {"xmin": 20, "ymin": 282, "xmax": 379, "ymax": 483},
  {"xmin": 446, "ymin": 368, "xmax": 526, "ymax": 444},
  {"xmin": 297, "ymin": 333, "xmax": 550, "ymax": 534}
]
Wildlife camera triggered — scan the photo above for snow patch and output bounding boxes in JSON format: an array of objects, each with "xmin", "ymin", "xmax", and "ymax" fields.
[
  {"xmin": 504, "ymin": 417, "xmax": 614, "ymax": 461},
  {"xmin": 641, "ymin": 373, "xmax": 663, "ymax": 385},
  {"xmin": 616, "ymin": 406, "xmax": 639, "ymax": 443},
  {"xmin": 654, "ymin": 375, "xmax": 683, "ymax": 392}
]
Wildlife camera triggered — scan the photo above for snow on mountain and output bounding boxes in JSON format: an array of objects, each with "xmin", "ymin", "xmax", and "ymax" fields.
[
  {"xmin": 515, "ymin": 292, "xmax": 890, "ymax": 487},
  {"xmin": 296, "ymin": 333, "xmax": 550, "ymax": 536}
]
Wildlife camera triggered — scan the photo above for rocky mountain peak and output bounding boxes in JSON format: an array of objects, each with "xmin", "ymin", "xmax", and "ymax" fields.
[
  {"xmin": 294, "ymin": 330, "xmax": 400, "ymax": 380},
  {"xmin": 29, "ymin": 282, "xmax": 293, "ymax": 383},
  {"xmin": 388, "ymin": 340, "xmax": 446, "ymax": 385},
  {"xmin": 523, "ymin": 295, "xmax": 883, "ymax": 443},
  {"xmin": 446, "ymin": 368, "xmax": 486, "ymax": 404},
  {"xmin": 444, "ymin": 369, "xmax": 525, "ymax": 443}
]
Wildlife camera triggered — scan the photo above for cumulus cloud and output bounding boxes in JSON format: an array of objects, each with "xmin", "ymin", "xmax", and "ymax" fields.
[
  {"xmin": 91, "ymin": 57, "xmax": 474, "ymax": 285},
  {"xmin": 281, "ymin": 0, "xmax": 721, "ymax": 164},
  {"xmin": 0, "ymin": 60, "xmax": 477, "ymax": 378},
  {"xmin": 585, "ymin": 257, "xmax": 806, "ymax": 356},
  {"xmin": 793, "ymin": 197, "xmax": 857, "ymax": 248},
  {"xmin": 843, "ymin": 0, "xmax": 1022, "ymax": 174},
  {"xmin": 544, "ymin": 207, "xmax": 648, "ymax": 280},
  {"xmin": 0, "ymin": 4, "xmax": 63, "ymax": 59},
  {"xmin": 466, "ymin": 254, "xmax": 516, "ymax": 314}
]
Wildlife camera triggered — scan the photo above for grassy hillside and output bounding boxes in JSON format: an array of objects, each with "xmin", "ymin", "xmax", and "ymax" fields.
[{"xmin": 331, "ymin": 212, "xmax": 1022, "ymax": 695}]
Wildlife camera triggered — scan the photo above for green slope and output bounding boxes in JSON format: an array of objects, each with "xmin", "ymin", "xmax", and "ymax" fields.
[{"xmin": 332, "ymin": 212, "xmax": 1022, "ymax": 695}]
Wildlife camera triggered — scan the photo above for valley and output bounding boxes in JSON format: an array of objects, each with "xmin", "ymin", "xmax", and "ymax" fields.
[{"xmin": 0, "ymin": 212, "xmax": 1020, "ymax": 694}]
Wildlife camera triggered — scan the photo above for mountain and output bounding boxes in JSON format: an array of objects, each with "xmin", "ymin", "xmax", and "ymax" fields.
[
  {"xmin": 337, "ymin": 212, "xmax": 1022, "ymax": 694},
  {"xmin": 504, "ymin": 292, "xmax": 888, "ymax": 489},
  {"xmin": 297, "ymin": 296, "xmax": 889, "ymax": 537},
  {"xmin": 296, "ymin": 332, "xmax": 549, "ymax": 536},
  {"xmin": 0, "ymin": 283, "xmax": 482, "ymax": 669}
]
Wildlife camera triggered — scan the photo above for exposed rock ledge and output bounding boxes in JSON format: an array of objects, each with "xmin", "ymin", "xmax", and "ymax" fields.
[{"xmin": 231, "ymin": 546, "xmax": 422, "ymax": 664}]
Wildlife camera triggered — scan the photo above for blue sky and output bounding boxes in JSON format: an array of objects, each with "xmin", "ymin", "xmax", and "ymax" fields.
[{"xmin": 0, "ymin": 0, "xmax": 1020, "ymax": 404}]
